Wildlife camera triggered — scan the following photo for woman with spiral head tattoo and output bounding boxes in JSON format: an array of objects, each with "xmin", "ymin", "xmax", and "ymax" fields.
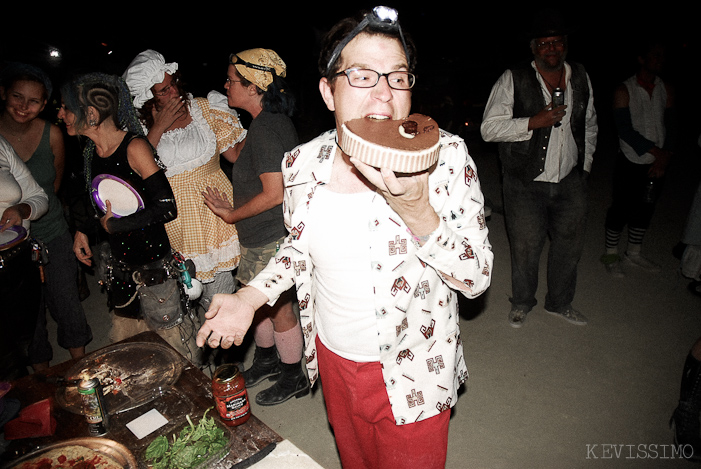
[{"xmin": 59, "ymin": 73, "xmax": 202, "ymax": 365}]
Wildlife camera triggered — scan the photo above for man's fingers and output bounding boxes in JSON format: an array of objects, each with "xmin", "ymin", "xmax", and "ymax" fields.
[
  {"xmin": 208, "ymin": 335, "xmax": 221, "ymax": 348},
  {"xmin": 379, "ymin": 167, "xmax": 408, "ymax": 196},
  {"xmin": 221, "ymin": 336, "xmax": 236, "ymax": 349},
  {"xmin": 196, "ymin": 324, "xmax": 212, "ymax": 347}
]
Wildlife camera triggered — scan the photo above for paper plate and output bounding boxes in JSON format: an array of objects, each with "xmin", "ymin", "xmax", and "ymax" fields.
[
  {"xmin": 91, "ymin": 174, "xmax": 144, "ymax": 218},
  {"xmin": 0, "ymin": 225, "xmax": 28, "ymax": 251}
]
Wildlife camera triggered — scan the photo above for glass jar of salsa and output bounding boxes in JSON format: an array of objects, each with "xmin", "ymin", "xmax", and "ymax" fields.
[{"xmin": 212, "ymin": 364, "xmax": 250, "ymax": 426}]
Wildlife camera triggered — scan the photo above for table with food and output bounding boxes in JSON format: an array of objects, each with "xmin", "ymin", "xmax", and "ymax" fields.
[{"xmin": 0, "ymin": 332, "xmax": 289, "ymax": 469}]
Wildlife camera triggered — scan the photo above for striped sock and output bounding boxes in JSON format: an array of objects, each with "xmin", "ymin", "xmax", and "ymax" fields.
[
  {"xmin": 628, "ymin": 227, "xmax": 646, "ymax": 253},
  {"xmin": 605, "ymin": 228, "xmax": 621, "ymax": 253}
]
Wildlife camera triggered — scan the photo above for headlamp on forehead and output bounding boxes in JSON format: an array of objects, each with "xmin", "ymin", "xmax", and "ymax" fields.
[
  {"xmin": 325, "ymin": 6, "xmax": 410, "ymax": 74},
  {"xmin": 229, "ymin": 54, "xmax": 276, "ymax": 73}
]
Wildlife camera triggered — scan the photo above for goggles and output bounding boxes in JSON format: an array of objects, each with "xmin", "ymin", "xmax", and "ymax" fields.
[
  {"xmin": 229, "ymin": 54, "xmax": 277, "ymax": 74},
  {"xmin": 325, "ymin": 6, "xmax": 410, "ymax": 74}
]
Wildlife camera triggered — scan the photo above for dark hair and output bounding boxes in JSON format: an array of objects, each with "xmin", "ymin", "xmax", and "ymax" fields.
[
  {"xmin": 60, "ymin": 73, "xmax": 142, "ymax": 135},
  {"xmin": 233, "ymin": 67, "xmax": 296, "ymax": 117},
  {"xmin": 0, "ymin": 62, "xmax": 53, "ymax": 100},
  {"xmin": 61, "ymin": 73, "xmax": 154, "ymax": 188},
  {"xmin": 318, "ymin": 10, "xmax": 417, "ymax": 79},
  {"xmin": 635, "ymin": 37, "xmax": 666, "ymax": 60}
]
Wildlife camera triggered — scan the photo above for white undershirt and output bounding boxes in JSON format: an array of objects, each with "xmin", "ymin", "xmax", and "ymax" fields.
[{"xmin": 307, "ymin": 186, "xmax": 380, "ymax": 361}]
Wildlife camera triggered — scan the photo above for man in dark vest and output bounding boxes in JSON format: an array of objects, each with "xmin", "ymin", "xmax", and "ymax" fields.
[{"xmin": 481, "ymin": 8, "xmax": 598, "ymax": 328}]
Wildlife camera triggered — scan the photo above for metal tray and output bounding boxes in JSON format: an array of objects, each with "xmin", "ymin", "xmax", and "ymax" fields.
[
  {"xmin": 55, "ymin": 342, "xmax": 184, "ymax": 416},
  {"xmin": 1, "ymin": 437, "xmax": 137, "ymax": 468}
]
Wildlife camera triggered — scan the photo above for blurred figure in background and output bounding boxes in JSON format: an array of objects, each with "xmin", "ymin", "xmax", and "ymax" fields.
[
  {"xmin": 481, "ymin": 8, "xmax": 597, "ymax": 328},
  {"xmin": 601, "ymin": 38, "xmax": 676, "ymax": 277}
]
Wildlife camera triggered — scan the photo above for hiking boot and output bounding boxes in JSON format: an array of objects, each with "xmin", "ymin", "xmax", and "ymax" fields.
[
  {"xmin": 623, "ymin": 252, "xmax": 661, "ymax": 272},
  {"xmin": 546, "ymin": 307, "xmax": 588, "ymax": 326},
  {"xmin": 242, "ymin": 345, "xmax": 281, "ymax": 388},
  {"xmin": 508, "ymin": 307, "xmax": 528, "ymax": 328},
  {"xmin": 600, "ymin": 253, "xmax": 625, "ymax": 278},
  {"xmin": 255, "ymin": 362, "xmax": 310, "ymax": 406}
]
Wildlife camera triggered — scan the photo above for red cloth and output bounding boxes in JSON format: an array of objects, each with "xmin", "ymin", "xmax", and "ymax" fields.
[
  {"xmin": 4, "ymin": 398, "xmax": 56, "ymax": 439},
  {"xmin": 316, "ymin": 337, "xmax": 450, "ymax": 469}
]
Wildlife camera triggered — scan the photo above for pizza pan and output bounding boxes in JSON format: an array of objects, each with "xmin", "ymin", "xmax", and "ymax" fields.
[{"xmin": 0, "ymin": 437, "xmax": 137, "ymax": 468}]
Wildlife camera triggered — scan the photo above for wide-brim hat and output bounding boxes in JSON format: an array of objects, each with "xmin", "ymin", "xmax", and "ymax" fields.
[{"xmin": 527, "ymin": 8, "xmax": 575, "ymax": 39}]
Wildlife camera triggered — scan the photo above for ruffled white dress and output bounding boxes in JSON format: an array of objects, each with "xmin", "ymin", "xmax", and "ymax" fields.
[{"xmin": 157, "ymin": 91, "xmax": 246, "ymax": 283}]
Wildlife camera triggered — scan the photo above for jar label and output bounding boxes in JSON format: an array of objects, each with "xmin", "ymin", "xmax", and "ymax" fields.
[{"xmin": 216, "ymin": 389, "xmax": 250, "ymax": 421}]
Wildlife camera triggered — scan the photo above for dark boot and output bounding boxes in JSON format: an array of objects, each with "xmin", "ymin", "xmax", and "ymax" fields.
[
  {"xmin": 671, "ymin": 353, "xmax": 701, "ymax": 461},
  {"xmin": 255, "ymin": 361, "xmax": 310, "ymax": 406},
  {"xmin": 242, "ymin": 345, "xmax": 281, "ymax": 388}
]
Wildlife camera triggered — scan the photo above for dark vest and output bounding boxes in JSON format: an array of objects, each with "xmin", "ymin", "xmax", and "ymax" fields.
[{"xmin": 498, "ymin": 62, "xmax": 590, "ymax": 183}]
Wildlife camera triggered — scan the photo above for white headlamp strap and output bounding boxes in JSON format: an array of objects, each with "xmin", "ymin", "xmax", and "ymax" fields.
[{"xmin": 325, "ymin": 6, "xmax": 410, "ymax": 74}]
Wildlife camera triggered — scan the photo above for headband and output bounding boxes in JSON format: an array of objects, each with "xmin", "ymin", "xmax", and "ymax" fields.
[
  {"xmin": 325, "ymin": 6, "xmax": 410, "ymax": 74},
  {"xmin": 229, "ymin": 48, "xmax": 286, "ymax": 91}
]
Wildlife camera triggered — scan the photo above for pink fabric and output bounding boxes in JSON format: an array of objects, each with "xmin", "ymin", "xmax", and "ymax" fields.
[
  {"xmin": 316, "ymin": 337, "xmax": 450, "ymax": 469},
  {"xmin": 252, "ymin": 317, "xmax": 275, "ymax": 348}
]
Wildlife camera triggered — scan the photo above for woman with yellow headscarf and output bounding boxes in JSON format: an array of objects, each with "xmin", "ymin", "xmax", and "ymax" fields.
[{"xmin": 203, "ymin": 48, "xmax": 308, "ymax": 406}]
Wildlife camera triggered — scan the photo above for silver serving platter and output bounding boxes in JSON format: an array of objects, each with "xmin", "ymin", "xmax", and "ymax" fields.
[
  {"xmin": 1, "ymin": 437, "xmax": 137, "ymax": 468},
  {"xmin": 55, "ymin": 342, "xmax": 184, "ymax": 416}
]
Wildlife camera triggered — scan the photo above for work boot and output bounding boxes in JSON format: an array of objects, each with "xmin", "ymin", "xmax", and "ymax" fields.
[
  {"xmin": 255, "ymin": 361, "xmax": 310, "ymax": 406},
  {"xmin": 671, "ymin": 353, "xmax": 701, "ymax": 461},
  {"xmin": 242, "ymin": 345, "xmax": 281, "ymax": 388}
]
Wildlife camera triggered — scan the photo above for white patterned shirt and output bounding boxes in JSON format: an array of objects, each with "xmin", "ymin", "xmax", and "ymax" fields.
[{"xmin": 248, "ymin": 128, "xmax": 493, "ymax": 425}]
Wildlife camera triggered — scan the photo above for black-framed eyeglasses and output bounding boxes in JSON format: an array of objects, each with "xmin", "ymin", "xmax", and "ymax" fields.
[
  {"xmin": 325, "ymin": 6, "xmax": 410, "ymax": 74},
  {"xmin": 535, "ymin": 38, "xmax": 566, "ymax": 50},
  {"xmin": 229, "ymin": 54, "xmax": 275, "ymax": 73},
  {"xmin": 335, "ymin": 68, "xmax": 415, "ymax": 90}
]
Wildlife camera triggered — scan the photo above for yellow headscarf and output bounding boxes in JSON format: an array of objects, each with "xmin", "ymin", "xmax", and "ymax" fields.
[{"xmin": 230, "ymin": 48, "xmax": 286, "ymax": 91}]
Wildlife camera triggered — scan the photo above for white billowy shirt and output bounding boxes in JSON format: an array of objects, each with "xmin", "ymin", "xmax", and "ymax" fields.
[{"xmin": 0, "ymin": 136, "xmax": 47, "ymax": 231}]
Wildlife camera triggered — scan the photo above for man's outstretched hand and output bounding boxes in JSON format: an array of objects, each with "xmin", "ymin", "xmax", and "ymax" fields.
[{"xmin": 196, "ymin": 287, "xmax": 268, "ymax": 349}]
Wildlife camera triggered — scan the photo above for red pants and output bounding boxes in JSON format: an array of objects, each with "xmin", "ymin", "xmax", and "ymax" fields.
[{"xmin": 316, "ymin": 338, "xmax": 450, "ymax": 469}]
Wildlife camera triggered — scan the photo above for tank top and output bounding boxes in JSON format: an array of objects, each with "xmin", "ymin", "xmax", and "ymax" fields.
[
  {"xmin": 90, "ymin": 132, "xmax": 171, "ymax": 266},
  {"xmin": 620, "ymin": 75, "xmax": 667, "ymax": 165},
  {"xmin": 24, "ymin": 121, "xmax": 68, "ymax": 244}
]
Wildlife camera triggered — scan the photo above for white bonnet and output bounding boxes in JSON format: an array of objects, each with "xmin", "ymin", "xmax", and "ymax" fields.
[{"xmin": 122, "ymin": 49, "xmax": 178, "ymax": 108}]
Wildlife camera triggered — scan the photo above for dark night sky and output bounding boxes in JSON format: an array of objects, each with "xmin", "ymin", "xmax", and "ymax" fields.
[{"xmin": 2, "ymin": 3, "xmax": 699, "ymax": 144}]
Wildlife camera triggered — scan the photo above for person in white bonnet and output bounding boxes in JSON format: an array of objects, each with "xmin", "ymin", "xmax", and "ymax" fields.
[{"xmin": 123, "ymin": 50, "xmax": 246, "ymax": 311}]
